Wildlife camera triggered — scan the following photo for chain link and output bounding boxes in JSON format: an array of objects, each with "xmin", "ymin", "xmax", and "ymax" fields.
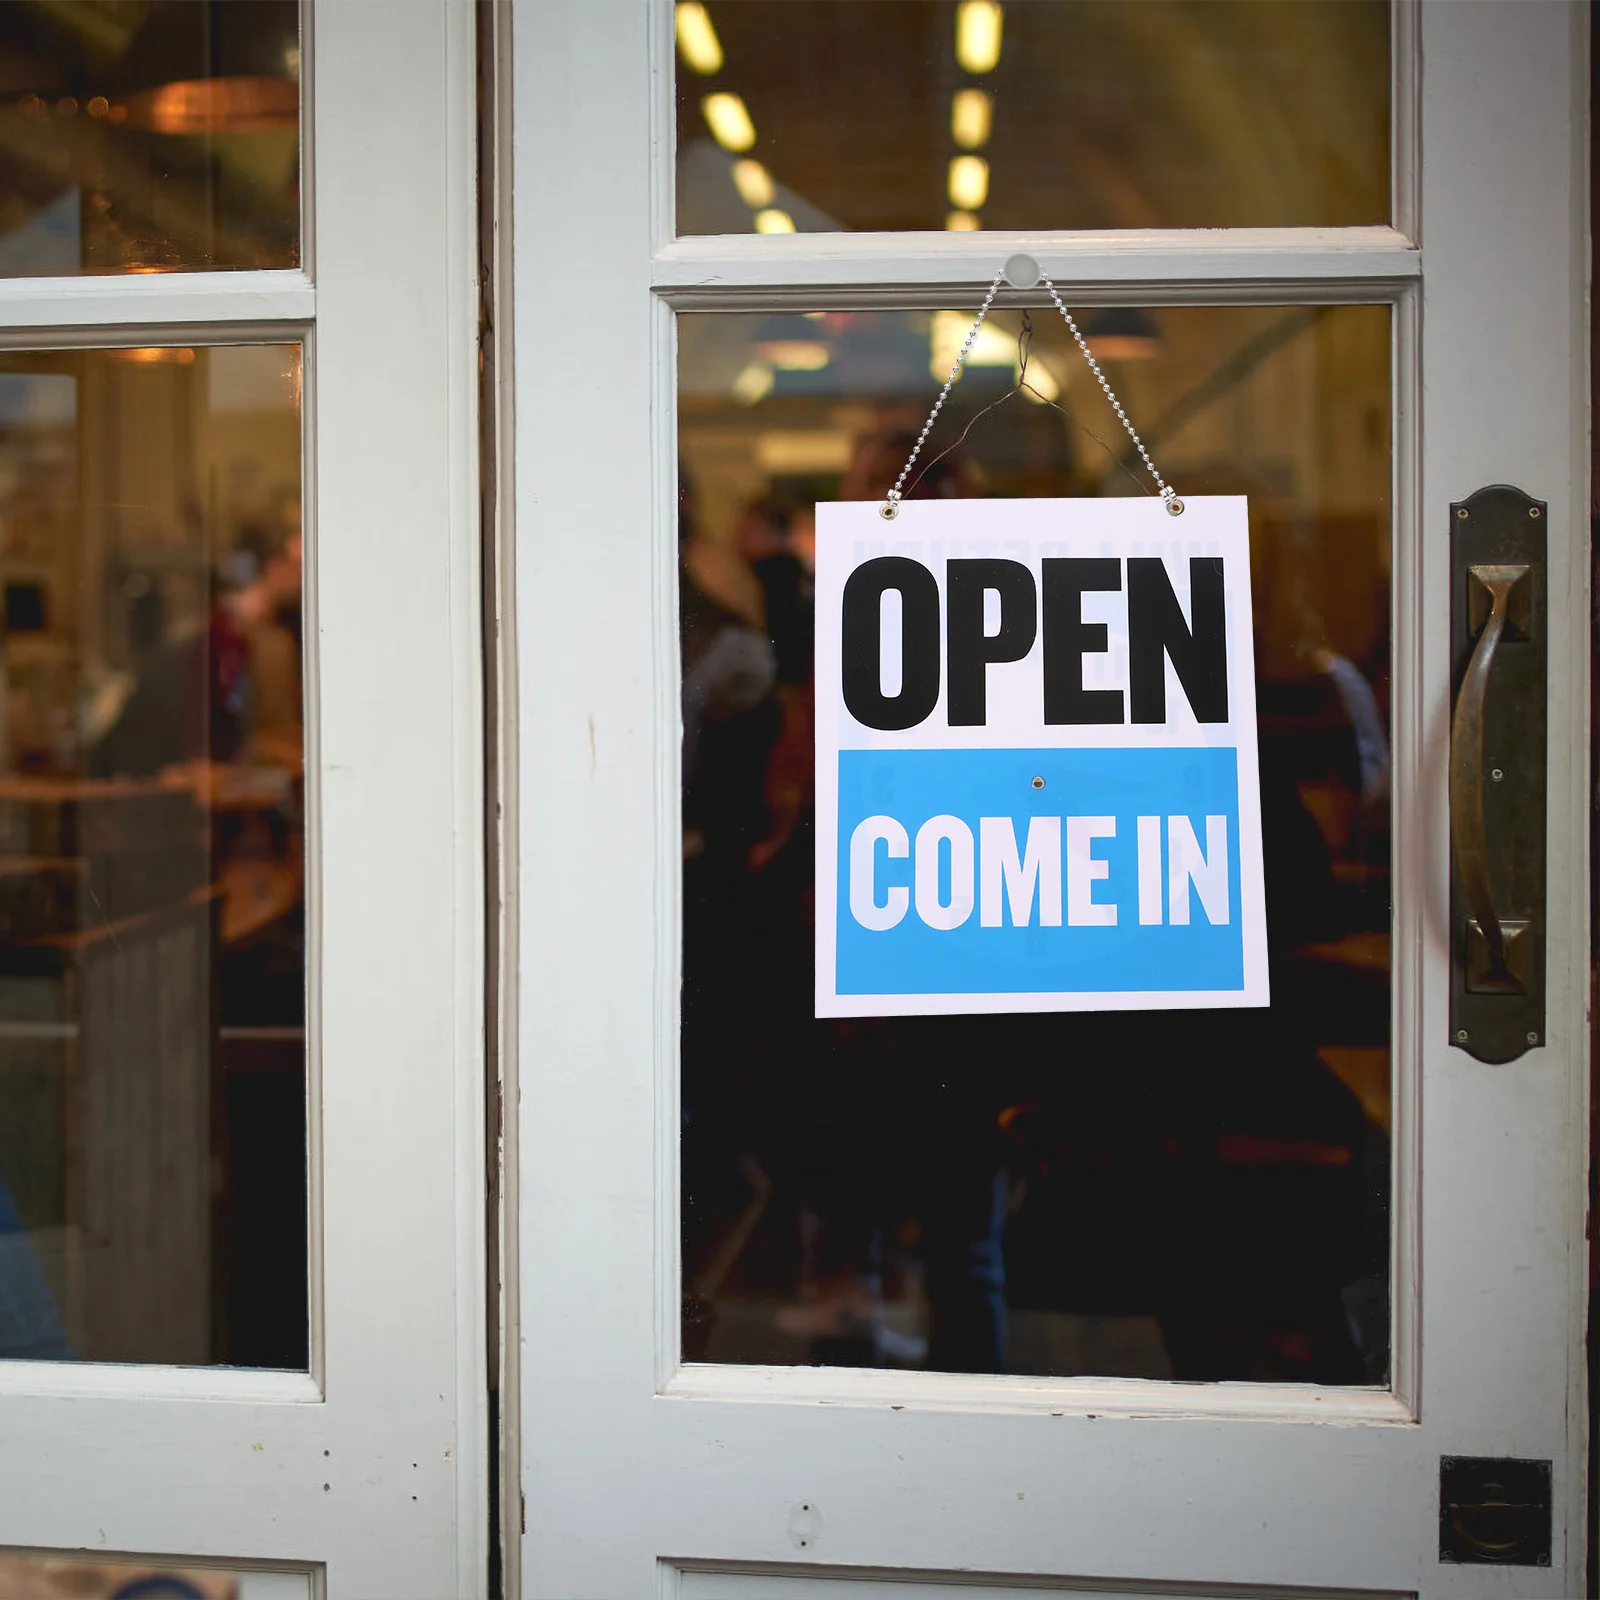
[
  {"xmin": 881, "ymin": 266, "xmax": 1181, "ymax": 520},
  {"xmin": 881, "ymin": 268, "xmax": 1006, "ymax": 520}
]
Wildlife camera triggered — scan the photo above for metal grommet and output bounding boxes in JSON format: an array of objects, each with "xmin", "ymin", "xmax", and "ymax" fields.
[
  {"xmin": 1529, "ymin": 505, "xmax": 1542, "ymax": 518},
  {"xmin": 879, "ymin": 502, "xmax": 898, "ymax": 521},
  {"xmin": 1165, "ymin": 497, "xmax": 1185, "ymax": 517},
  {"xmin": 1455, "ymin": 1028, "xmax": 1469, "ymax": 1044},
  {"xmin": 1526, "ymin": 1031, "xmax": 1539, "ymax": 1045},
  {"xmin": 1030, "ymin": 775, "xmax": 1045, "ymax": 790},
  {"xmin": 1456, "ymin": 507, "xmax": 1469, "ymax": 519}
]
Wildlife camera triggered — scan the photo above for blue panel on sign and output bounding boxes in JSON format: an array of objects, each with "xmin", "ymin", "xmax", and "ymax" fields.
[{"xmin": 835, "ymin": 747, "xmax": 1244, "ymax": 996}]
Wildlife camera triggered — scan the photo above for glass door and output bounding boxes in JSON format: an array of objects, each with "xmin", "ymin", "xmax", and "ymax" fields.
[
  {"xmin": 0, "ymin": 5, "xmax": 485, "ymax": 1595},
  {"xmin": 515, "ymin": 1, "xmax": 1587, "ymax": 1594}
]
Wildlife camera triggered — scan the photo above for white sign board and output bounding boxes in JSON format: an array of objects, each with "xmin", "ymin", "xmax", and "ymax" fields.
[{"xmin": 814, "ymin": 496, "xmax": 1268, "ymax": 1018}]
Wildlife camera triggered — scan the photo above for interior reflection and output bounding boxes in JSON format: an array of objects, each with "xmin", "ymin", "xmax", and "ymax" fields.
[
  {"xmin": 680, "ymin": 305, "xmax": 1392, "ymax": 1383},
  {"xmin": 0, "ymin": 346, "xmax": 304, "ymax": 1368},
  {"xmin": 0, "ymin": 2, "xmax": 299, "ymax": 275},
  {"xmin": 676, "ymin": 1, "xmax": 1389, "ymax": 235}
]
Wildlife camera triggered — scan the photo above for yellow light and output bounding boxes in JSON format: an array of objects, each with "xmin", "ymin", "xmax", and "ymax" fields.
[
  {"xmin": 702, "ymin": 92, "xmax": 756, "ymax": 152},
  {"xmin": 955, "ymin": 1, "xmax": 1003, "ymax": 73},
  {"xmin": 950, "ymin": 88, "xmax": 992, "ymax": 150},
  {"xmin": 755, "ymin": 431, "xmax": 854, "ymax": 473},
  {"xmin": 756, "ymin": 340, "xmax": 829, "ymax": 371},
  {"xmin": 1019, "ymin": 358, "xmax": 1059, "ymax": 402},
  {"xmin": 731, "ymin": 158, "xmax": 775, "ymax": 208},
  {"xmin": 675, "ymin": 3, "xmax": 724, "ymax": 74},
  {"xmin": 731, "ymin": 361, "xmax": 774, "ymax": 405},
  {"xmin": 112, "ymin": 346, "xmax": 196, "ymax": 365},
  {"xmin": 930, "ymin": 311, "xmax": 1015, "ymax": 381},
  {"xmin": 946, "ymin": 210, "xmax": 981, "ymax": 232},
  {"xmin": 753, "ymin": 207, "xmax": 795, "ymax": 234},
  {"xmin": 948, "ymin": 154, "xmax": 989, "ymax": 211}
]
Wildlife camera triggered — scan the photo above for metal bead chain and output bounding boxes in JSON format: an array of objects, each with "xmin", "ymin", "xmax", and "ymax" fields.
[
  {"xmin": 1037, "ymin": 271, "xmax": 1178, "ymax": 513},
  {"xmin": 880, "ymin": 267, "xmax": 1006, "ymax": 520},
  {"xmin": 882, "ymin": 264, "xmax": 1182, "ymax": 519}
]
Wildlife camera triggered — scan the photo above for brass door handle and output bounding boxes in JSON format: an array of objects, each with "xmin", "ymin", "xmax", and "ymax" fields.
[
  {"xmin": 1447, "ymin": 485, "xmax": 1545, "ymax": 1064},
  {"xmin": 1448, "ymin": 563, "xmax": 1528, "ymax": 994}
]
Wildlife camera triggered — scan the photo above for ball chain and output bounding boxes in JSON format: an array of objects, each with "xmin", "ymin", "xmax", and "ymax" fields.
[{"xmin": 881, "ymin": 265, "xmax": 1181, "ymax": 520}]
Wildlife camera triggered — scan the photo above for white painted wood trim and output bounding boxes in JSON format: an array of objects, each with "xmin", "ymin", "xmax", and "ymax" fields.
[
  {"xmin": 652, "ymin": 228, "xmax": 1420, "ymax": 309},
  {"xmin": 663, "ymin": 1365, "xmax": 1415, "ymax": 1427},
  {"xmin": 487, "ymin": 7, "xmax": 523, "ymax": 1599},
  {"xmin": 672, "ymin": 1566, "xmax": 1417, "ymax": 1600},
  {"xmin": 0, "ymin": 1363, "xmax": 321, "ymax": 1404},
  {"xmin": 1391, "ymin": 0, "xmax": 1421, "ymax": 246},
  {"xmin": 443, "ymin": 2, "xmax": 490, "ymax": 1589},
  {"xmin": 0, "ymin": 270, "xmax": 314, "ymax": 332}
]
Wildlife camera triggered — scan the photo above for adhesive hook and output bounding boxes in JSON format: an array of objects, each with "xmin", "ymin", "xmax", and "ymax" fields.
[{"xmin": 1003, "ymin": 253, "xmax": 1041, "ymax": 290}]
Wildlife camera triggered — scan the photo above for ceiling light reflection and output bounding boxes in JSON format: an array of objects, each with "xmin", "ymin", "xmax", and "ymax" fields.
[
  {"xmin": 755, "ymin": 340, "xmax": 829, "ymax": 371},
  {"xmin": 731, "ymin": 361, "xmax": 775, "ymax": 405},
  {"xmin": 731, "ymin": 159, "xmax": 775, "ymax": 208},
  {"xmin": 946, "ymin": 210, "xmax": 981, "ymax": 232},
  {"xmin": 930, "ymin": 311, "xmax": 1015, "ymax": 381},
  {"xmin": 955, "ymin": 1, "xmax": 1003, "ymax": 73},
  {"xmin": 948, "ymin": 154, "xmax": 989, "ymax": 211},
  {"xmin": 951, "ymin": 88, "xmax": 992, "ymax": 149},
  {"xmin": 1020, "ymin": 358, "xmax": 1059, "ymax": 402},
  {"xmin": 702, "ymin": 92, "xmax": 756, "ymax": 152},
  {"xmin": 112, "ymin": 347, "xmax": 197, "ymax": 365},
  {"xmin": 675, "ymin": 3, "xmax": 724, "ymax": 74},
  {"xmin": 753, "ymin": 207, "xmax": 795, "ymax": 234}
]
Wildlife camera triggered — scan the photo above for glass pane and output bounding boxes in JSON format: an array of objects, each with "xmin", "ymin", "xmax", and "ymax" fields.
[
  {"xmin": 675, "ymin": 1, "xmax": 1389, "ymax": 235},
  {"xmin": 679, "ymin": 303, "xmax": 1392, "ymax": 1382},
  {"xmin": 0, "ymin": 1550, "xmax": 313, "ymax": 1600},
  {"xmin": 0, "ymin": 343, "xmax": 305, "ymax": 1367},
  {"xmin": 0, "ymin": 2, "xmax": 299, "ymax": 274}
]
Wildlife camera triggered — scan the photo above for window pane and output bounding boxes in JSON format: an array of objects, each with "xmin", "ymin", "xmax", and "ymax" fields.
[
  {"xmin": 679, "ymin": 303, "xmax": 1392, "ymax": 1382},
  {"xmin": 0, "ymin": 344, "xmax": 305, "ymax": 1368},
  {"xmin": 676, "ymin": 2, "xmax": 1389, "ymax": 235},
  {"xmin": 0, "ymin": 2, "xmax": 299, "ymax": 274},
  {"xmin": 0, "ymin": 1549, "xmax": 313, "ymax": 1600}
]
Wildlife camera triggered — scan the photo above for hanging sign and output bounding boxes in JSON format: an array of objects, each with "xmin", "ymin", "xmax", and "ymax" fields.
[{"xmin": 814, "ymin": 495, "xmax": 1268, "ymax": 1018}]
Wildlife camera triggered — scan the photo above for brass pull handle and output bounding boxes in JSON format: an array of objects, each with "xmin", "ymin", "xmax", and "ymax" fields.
[{"xmin": 1449, "ymin": 563, "xmax": 1528, "ymax": 994}]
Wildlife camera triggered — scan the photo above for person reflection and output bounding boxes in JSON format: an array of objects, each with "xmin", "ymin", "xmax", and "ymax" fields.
[
  {"xmin": 765, "ymin": 429, "xmax": 1010, "ymax": 1372},
  {"xmin": 679, "ymin": 471, "xmax": 781, "ymax": 1357},
  {"xmin": 93, "ymin": 515, "xmax": 302, "ymax": 780}
]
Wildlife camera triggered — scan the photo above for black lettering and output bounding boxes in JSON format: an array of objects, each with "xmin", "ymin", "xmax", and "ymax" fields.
[
  {"xmin": 841, "ymin": 557, "xmax": 941, "ymax": 730},
  {"xmin": 1042, "ymin": 558, "xmax": 1124, "ymax": 725},
  {"xmin": 945, "ymin": 559, "xmax": 1038, "ymax": 727},
  {"xmin": 1127, "ymin": 556, "xmax": 1228, "ymax": 724}
]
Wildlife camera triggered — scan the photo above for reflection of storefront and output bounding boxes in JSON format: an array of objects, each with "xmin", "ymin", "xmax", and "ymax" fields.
[{"xmin": 0, "ymin": 3, "xmax": 1589, "ymax": 1598}]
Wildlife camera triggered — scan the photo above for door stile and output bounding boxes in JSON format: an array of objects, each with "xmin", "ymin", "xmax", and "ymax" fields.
[{"xmin": 1415, "ymin": 4, "xmax": 1590, "ymax": 1590}]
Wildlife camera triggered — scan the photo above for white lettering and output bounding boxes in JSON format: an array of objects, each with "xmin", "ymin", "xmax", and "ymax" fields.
[
  {"xmin": 1137, "ymin": 814, "xmax": 1163, "ymax": 925},
  {"xmin": 979, "ymin": 816, "xmax": 1062, "ymax": 928},
  {"xmin": 1167, "ymin": 814, "xmax": 1229, "ymax": 925},
  {"xmin": 849, "ymin": 815, "xmax": 909, "ymax": 930},
  {"xmin": 915, "ymin": 814, "xmax": 975, "ymax": 930},
  {"xmin": 1066, "ymin": 816, "xmax": 1117, "ymax": 926}
]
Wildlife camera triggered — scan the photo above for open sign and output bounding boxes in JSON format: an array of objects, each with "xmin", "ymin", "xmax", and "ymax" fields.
[{"xmin": 814, "ymin": 496, "xmax": 1269, "ymax": 1018}]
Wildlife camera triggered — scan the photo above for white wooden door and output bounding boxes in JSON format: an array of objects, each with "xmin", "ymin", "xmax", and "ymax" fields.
[
  {"xmin": 0, "ymin": 5, "xmax": 485, "ymax": 1596},
  {"xmin": 515, "ymin": 2, "xmax": 1587, "ymax": 1595}
]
